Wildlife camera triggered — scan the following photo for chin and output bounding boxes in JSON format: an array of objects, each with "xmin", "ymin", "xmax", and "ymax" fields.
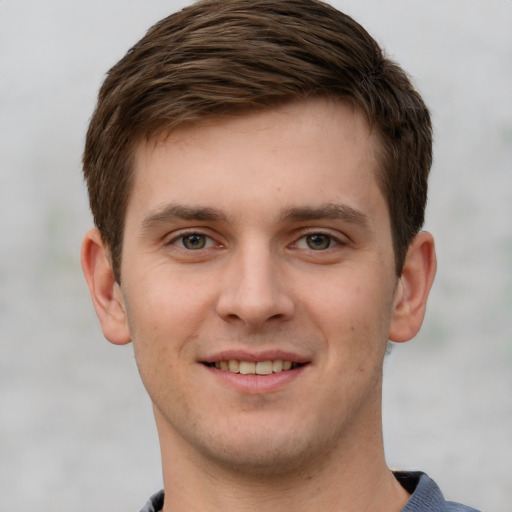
[
  {"xmin": 205, "ymin": 441, "xmax": 316, "ymax": 478},
  {"xmin": 190, "ymin": 418, "xmax": 335, "ymax": 478}
]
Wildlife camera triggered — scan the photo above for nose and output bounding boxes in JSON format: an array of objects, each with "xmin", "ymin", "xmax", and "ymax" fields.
[{"xmin": 215, "ymin": 242, "xmax": 295, "ymax": 329}]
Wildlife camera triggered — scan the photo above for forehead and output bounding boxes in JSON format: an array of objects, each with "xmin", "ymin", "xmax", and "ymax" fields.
[{"xmin": 129, "ymin": 99, "xmax": 384, "ymax": 223}]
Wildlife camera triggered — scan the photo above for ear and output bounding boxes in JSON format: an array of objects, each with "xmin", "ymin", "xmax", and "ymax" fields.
[
  {"xmin": 388, "ymin": 231, "xmax": 437, "ymax": 343},
  {"xmin": 81, "ymin": 228, "xmax": 131, "ymax": 345}
]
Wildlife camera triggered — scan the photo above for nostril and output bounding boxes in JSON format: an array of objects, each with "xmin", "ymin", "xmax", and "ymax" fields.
[{"xmin": 215, "ymin": 270, "xmax": 295, "ymax": 328}]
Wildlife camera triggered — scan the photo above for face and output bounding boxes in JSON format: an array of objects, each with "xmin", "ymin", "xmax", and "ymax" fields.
[{"xmin": 118, "ymin": 99, "xmax": 400, "ymax": 475}]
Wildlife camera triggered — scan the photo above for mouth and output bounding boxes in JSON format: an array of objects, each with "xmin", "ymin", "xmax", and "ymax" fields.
[{"xmin": 202, "ymin": 359, "xmax": 307, "ymax": 375}]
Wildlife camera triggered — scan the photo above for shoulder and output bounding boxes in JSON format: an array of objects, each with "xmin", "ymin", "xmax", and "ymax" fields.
[
  {"xmin": 394, "ymin": 471, "xmax": 481, "ymax": 512},
  {"xmin": 138, "ymin": 489, "xmax": 165, "ymax": 512},
  {"xmin": 444, "ymin": 502, "xmax": 481, "ymax": 512}
]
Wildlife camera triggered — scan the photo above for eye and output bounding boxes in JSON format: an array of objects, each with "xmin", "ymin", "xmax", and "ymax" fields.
[
  {"xmin": 296, "ymin": 233, "xmax": 339, "ymax": 250},
  {"xmin": 172, "ymin": 233, "xmax": 214, "ymax": 250}
]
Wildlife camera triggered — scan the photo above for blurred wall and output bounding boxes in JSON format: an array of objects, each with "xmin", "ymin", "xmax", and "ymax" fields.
[{"xmin": 1, "ymin": 1, "xmax": 510, "ymax": 510}]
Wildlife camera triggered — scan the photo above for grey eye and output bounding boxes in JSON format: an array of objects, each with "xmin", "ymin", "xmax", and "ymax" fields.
[
  {"xmin": 306, "ymin": 234, "xmax": 332, "ymax": 250},
  {"xmin": 182, "ymin": 234, "xmax": 207, "ymax": 250}
]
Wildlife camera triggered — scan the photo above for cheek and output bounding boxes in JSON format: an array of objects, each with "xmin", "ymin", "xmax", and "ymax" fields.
[
  {"xmin": 123, "ymin": 273, "xmax": 218, "ymax": 371},
  {"xmin": 304, "ymin": 271, "xmax": 394, "ymax": 346},
  {"xmin": 127, "ymin": 268, "xmax": 213, "ymax": 326}
]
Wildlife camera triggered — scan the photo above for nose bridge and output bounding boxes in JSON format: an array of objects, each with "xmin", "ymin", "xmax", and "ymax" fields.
[{"xmin": 216, "ymin": 237, "xmax": 294, "ymax": 327}]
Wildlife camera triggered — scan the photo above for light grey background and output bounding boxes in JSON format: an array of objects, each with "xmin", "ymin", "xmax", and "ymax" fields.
[{"xmin": 1, "ymin": 1, "xmax": 511, "ymax": 511}]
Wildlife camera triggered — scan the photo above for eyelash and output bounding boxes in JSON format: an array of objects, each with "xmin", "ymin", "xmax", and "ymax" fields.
[
  {"xmin": 293, "ymin": 231, "xmax": 344, "ymax": 251},
  {"xmin": 168, "ymin": 229, "xmax": 345, "ymax": 251},
  {"xmin": 168, "ymin": 230, "xmax": 218, "ymax": 250}
]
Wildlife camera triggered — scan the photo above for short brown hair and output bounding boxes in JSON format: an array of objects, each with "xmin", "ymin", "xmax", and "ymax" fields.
[{"xmin": 83, "ymin": 0, "xmax": 432, "ymax": 282}]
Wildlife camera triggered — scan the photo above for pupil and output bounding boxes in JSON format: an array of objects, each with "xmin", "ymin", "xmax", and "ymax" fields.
[
  {"xmin": 184, "ymin": 234, "xmax": 205, "ymax": 249},
  {"xmin": 307, "ymin": 234, "xmax": 330, "ymax": 250}
]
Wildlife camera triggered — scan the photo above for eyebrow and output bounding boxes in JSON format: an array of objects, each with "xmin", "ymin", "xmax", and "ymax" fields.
[
  {"xmin": 140, "ymin": 204, "xmax": 228, "ymax": 233},
  {"xmin": 280, "ymin": 203, "xmax": 370, "ymax": 227},
  {"xmin": 140, "ymin": 202, "xmax": 369, "ymax": 235}
]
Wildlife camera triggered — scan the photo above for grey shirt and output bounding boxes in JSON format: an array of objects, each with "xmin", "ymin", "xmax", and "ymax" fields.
[{"xmin": 139, "ymin": 472, "xmax": 481, "ymax": 512}]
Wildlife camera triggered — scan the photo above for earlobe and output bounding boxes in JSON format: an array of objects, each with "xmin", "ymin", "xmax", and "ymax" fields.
[
  {"xmin": 81, "ymin": 228, "xmax": 131, "ymax": 345},
  {"xmin": 388, "ymin": 231, "xmax": 437, "ymax": 343}
]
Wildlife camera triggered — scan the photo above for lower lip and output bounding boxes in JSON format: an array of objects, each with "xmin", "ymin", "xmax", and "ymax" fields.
[{"xmin": 204, "ymin": 365, "xmax": 308, "ymax": 394}]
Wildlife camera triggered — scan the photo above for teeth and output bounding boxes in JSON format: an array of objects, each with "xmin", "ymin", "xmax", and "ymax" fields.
[
  {"xmin": 211, "ymin": 359, "xmax": 298, "ymax": 375},
  {"xmin": 255, "ymin": 361, "xmax": 273, "ymax": 375},
  {"xmin": 239, "ymin": 361, "xmax": 256, "ymax": 374},
  {"xmin": 272, "ymin": 360, "xmax": 283, "ymax": 372}
]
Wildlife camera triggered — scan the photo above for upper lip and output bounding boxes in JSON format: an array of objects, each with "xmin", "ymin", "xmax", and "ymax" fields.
[{"xmin": 200, "ymin": 349, "xmax": 311, "ymax": 364}]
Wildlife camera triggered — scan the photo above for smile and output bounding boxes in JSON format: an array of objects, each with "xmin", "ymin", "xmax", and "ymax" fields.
[{"xmin": 204, "ymin": 360, "xmax": 304, "ymax": 375}]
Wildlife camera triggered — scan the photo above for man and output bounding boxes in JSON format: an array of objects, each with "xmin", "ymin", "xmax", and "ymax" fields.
[{"xmin": 80, "ymin": 1, "xmax": 479, "ymax": 510}]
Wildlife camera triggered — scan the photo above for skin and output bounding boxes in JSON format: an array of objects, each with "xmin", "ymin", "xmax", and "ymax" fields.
[{"xmin": 82, "ymin": 99, "xmax": 436, "ymax": 512}]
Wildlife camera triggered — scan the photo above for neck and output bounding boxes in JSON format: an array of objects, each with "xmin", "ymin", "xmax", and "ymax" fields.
[{"xmin": 156, "ymin": 405, "xmax": 409, "ymax": 512}]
